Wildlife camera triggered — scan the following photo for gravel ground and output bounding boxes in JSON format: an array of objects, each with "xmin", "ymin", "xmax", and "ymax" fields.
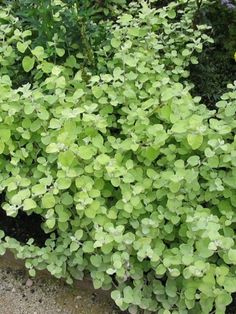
[{"xmin": 0, "ymin": 251, "xmax": 121, "ymax": 314}]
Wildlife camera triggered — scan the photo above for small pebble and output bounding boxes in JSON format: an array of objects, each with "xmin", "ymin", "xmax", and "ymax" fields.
[{"xmin": 25, "ymin": 279, "xmax": 33, "ymax": 287}]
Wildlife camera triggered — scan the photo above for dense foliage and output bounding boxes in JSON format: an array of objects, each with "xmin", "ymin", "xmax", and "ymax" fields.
[
  {"xmin": 190, "ymin": 0, "xmax": 236, "ymax": 106},
  {"xmin": 0, "ymin": 0, "xmax": 236, "ymax": 313},
  {"xmin": 7, "ymin": 0, "xmax": 128, "ymax": 69}
]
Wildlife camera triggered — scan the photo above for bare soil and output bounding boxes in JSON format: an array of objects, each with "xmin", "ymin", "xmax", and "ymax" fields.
[{"xmin": 0, "ymin": 251, "xmax": 121, "ymax": 314}]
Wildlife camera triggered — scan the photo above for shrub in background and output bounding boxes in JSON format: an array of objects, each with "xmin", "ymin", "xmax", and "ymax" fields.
[
  {"xmin": 189, "ymin": 0, "xmax": 236, "ymax": 106},
  {"xmin": 1, "ymin": 1, "xmax": 236, "ymax": 313},
  {"xmin": 4, "ymin": 0, "xmax": 128, "ymax": 71}
]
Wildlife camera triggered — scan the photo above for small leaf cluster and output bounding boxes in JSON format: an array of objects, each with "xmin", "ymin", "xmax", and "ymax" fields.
[{"xmin": 0, "ymin": 1, "xmax": 236, "ymax": 313}]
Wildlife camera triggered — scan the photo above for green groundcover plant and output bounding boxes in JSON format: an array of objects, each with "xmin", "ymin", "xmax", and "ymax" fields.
[{"xmin": 1, "ymin": 0, "xmax": 236, "ymax": 313}]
